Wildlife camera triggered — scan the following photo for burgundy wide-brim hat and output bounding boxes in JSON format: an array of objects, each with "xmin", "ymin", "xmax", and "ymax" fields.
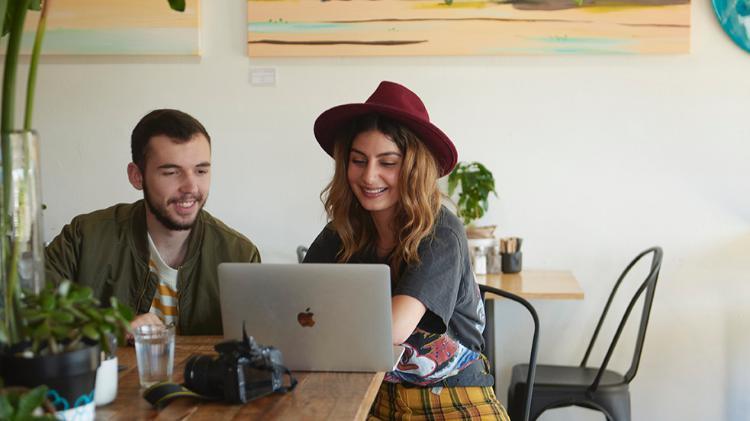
[{"xmin": 314, "ymin": 81, "xmax": 458, "ymax": 177}]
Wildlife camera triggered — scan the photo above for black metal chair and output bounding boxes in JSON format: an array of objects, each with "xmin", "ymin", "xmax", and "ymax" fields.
[
  {"xmin": 479, "ymin": 284, "xmax": 539, "ymax": 421},
  {"xmin": 507, "ymin": 246, "xmax": 663, "ymax": 421}
]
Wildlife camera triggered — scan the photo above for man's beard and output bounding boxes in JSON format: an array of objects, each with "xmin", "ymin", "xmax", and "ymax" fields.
[{"xmin": 143, "ymin": 183, "xmax": 205, "ymax": 231}]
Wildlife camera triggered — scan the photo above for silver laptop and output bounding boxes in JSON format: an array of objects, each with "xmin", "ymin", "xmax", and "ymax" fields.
[{"xmin": 218, "ymin": 263, "xmax": 402, "ymax": 372}]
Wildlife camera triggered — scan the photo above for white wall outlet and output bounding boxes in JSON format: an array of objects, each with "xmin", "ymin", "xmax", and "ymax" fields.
[{"xmin": 249, "ymin": 68, "xmax": 276, "ymax": 87}]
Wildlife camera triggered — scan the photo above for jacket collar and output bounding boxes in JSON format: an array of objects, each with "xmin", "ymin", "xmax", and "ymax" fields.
[{"xmin": 130, "ymin": 199, "xmax": 205, "ymax": 267}]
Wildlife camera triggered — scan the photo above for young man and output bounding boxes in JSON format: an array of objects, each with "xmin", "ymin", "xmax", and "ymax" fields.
[{"xmin": 45, "ymin": 109, "xmax": 260, "ymax": 335}]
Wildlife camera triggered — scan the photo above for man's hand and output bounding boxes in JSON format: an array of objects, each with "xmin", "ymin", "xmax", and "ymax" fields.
[{"xmin": 126, "ymin": 313, "xmax": 164, "ymax": 344}]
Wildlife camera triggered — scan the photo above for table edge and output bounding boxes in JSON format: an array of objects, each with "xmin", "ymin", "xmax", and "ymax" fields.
[{"xmin": 353, "ymin": 372, "xmax": 385, "ymax": 421}]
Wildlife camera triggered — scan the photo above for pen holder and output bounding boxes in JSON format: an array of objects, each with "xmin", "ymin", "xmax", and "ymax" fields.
[{"xmin": 501, "ymin": 251, "xmax": 522, "ymax": 274}]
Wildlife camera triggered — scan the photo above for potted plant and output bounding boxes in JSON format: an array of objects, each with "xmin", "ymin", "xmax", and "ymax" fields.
[
  {"xmin": 447, "ymin": 161, "xmax": 498, "ymax": 238},
  {"xmin": 1, "ymin": 1, "xmax": 183, "ymax": 419},
  {"xmin": 0, "ymin": 280, "xmax": 133, "ymax": 419}
]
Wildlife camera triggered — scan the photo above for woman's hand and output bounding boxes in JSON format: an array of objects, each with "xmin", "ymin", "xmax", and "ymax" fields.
[{"xmin": 391, "ymin": 295, "xmax": 426, "ymax": 345}]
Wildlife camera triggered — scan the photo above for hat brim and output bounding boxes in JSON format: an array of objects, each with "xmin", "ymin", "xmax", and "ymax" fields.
[{"xmin": 314, "ymin": 102, "xmax": 457, "ymax": 177}]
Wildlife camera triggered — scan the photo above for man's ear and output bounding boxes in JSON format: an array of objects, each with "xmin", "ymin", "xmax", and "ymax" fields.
[{"xmin": 127, "ymin": 163, "xmax": 144, "ymax": 190}]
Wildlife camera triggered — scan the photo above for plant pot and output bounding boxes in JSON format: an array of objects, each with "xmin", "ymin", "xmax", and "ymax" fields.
[
  {"xmin": 1, "ymin": 344, "xmax": 101, "ymax": 420},
  {"xmin": 466, "ymin": 224, "xmax": 496, "ymax": 239}
]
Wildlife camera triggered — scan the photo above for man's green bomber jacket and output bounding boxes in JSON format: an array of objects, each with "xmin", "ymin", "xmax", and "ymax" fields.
[{"xmin": 45, "ymin": 200, "xmax": 260, "ymax": 335}]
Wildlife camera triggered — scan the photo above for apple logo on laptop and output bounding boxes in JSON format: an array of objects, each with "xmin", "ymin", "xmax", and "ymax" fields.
[{"xmin": 297, "ymin": 308, "xmax": 315, "ymax": 327}]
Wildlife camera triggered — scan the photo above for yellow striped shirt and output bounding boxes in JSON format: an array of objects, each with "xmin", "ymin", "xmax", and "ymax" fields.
[{"xmin": 147, "ymin": 234, "xmax": 178, "ymax": 326}]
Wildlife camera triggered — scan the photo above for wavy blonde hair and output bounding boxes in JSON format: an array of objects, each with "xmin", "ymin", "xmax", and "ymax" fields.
[{"xmin": 322, "ymin": 114, "xmax": 442, "ymax": 277}]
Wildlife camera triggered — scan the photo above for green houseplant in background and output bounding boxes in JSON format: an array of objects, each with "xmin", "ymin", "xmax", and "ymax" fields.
[
  {"xmin": 0, "ymin": 0, "xmax": 184, "ymax": 418},
  {"xmin": 447, "ymin": 161, "xmax": 498, "ymax": 238}
]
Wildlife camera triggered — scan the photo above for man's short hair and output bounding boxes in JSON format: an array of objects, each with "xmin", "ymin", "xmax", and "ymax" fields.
[{"xmin": 131, "ymin": 109, "xmax": 211, "ymax": 171}]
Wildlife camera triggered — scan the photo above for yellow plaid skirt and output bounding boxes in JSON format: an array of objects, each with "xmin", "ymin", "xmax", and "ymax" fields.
[{"xmin": 367, "ymin": 382, "xmax": 510, "ymax": 421}]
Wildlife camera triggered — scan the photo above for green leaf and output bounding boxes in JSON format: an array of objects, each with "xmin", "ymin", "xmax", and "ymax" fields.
[
  {"xmin": 50, "ymin": 310, "xmax": 74, "ymax": 324},
  {"xmin": 7, "ymin": 391, "xmax": 20, "ymax": 407},
  {"xmin": 66, "ymin": 284, "xmax": 93, "ymax": 303},
  {"xmin": 16, "ymin": 385, "xmax": 48, "ymax": 418},
  {"xmin": 0, "ymin": 0, "xmax": 7, "ymax": 38},
  {"xmin": 51, "ymin": 325, "xmax": 71, "ymax": 338},
  {"xmin": 83, "ymin": 308, "xmax": 103, "ymax": 322},
  {"xmin": 168, "ymin": 0, "xmax": 186, "ymax": 12},
  {"xmin": 82, "ymin": 323, "xmax": 100, "ymax": 341},
  {"xmin": 115, "ymin": 321, "xmax": 132, "ymax": 342},
  {"xmin": 19, "ymin": 309, "xmax": 46, "ymax": 323},
  {"xmin": 32, "ymin": 322, "xmax": 50, "ymax": 340},
  {"xmin": 447, "ymin": 172, "xmax": 458, "ymax": 195},
  {"xmin": 112, "ymin": 297, "xmax": 135, "ymax": 321},
  {"xmin": 2, "ymin": 0, "xmax": 16, "ymax": 37},
  {"xmin": 67, "ymin": 290, "xmax": 86, "ymax": 303},
  {"xmin": 79, "ymin": 286, "xmax": 94, "ymax": 300},
  {"xmin": 40, "ymin": 292, "xmax": 55, "ymax": 312},
  {"xmin": 0, "ymin": 394, "xmax": 13, "ymax": 419},
  {"xmin": 67, "ymin": 306, "xmax": 88, "ymax": 320},
  {"xmin": 27, "ymin": 0, "xmax": 41, "ymax": 11}
]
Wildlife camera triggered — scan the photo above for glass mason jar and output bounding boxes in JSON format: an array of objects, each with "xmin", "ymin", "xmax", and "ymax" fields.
[{"xmin": 0, "ymin": 131, "xmax": 45, "ymax": 303}]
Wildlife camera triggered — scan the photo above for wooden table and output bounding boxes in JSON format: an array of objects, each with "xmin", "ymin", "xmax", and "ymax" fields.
[
  {"xmin": 475, "ymin": 270, "xmax": 584, "ymax": 388},
  {"xmin": 476, "ymin": 270, "xmax": 584, "ymax": 301},
  {"xmin": 96, "ymin": 336, "xmax": 384, "ymax": 420}
]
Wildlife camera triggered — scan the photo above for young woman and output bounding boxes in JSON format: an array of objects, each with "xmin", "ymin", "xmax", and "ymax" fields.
[{"xmin": 304, "ymin": 81, "xmax": 509, "ymax": 420}]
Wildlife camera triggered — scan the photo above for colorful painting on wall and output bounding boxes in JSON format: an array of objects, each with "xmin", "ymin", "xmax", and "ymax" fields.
[
  {"xmin": 15, "ymin": 0, "xmax": 201, "ymax": 55},
  {"xmin": 713, "ymin": 0, "xmax": 750, "ymax": 53},
  {"xmin": 247, "ymin": 0, "xmax": 690, "ymax": 56}
]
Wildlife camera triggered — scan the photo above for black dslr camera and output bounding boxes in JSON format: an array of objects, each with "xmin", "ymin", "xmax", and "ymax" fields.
[{"xmin": 184, "ymin": 324, "xmax": 296, "ymax": 404}]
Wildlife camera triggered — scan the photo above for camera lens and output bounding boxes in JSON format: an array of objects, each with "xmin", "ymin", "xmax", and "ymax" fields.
[{"xmin": 184, "ymin": 355, "xmax": 225, "ymax": 398}]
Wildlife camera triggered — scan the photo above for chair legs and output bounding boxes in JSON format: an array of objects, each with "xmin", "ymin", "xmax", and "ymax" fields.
[
  {"xmin": 506, "ymin": 384, "xmax": 526, "ymax": 420},
  {"xmin": 593, "ymin": 392, "xmax": 630, "ymax": 421}
]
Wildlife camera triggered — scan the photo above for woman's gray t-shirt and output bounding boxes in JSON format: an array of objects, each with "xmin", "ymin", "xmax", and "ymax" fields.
[{"xmin": 304, "ymin": 207, "xmax": 489, "ymax": 386}]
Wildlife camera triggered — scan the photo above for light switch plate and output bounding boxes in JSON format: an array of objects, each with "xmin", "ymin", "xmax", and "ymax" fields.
[{"xmin": 249, "ymin": 68, "xmax": 276, "ymax": 87}]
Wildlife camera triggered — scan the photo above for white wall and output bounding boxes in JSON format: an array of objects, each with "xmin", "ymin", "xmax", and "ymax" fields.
[{"xmin": 20, "ymin": 0, "xmax": 749, "ymax": 419}]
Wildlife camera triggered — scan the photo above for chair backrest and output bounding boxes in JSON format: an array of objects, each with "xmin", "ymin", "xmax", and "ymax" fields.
[
  {"xmin": 479, "ymin": 284, "xmax": 539, "ymax": 421},
  {"xmin": 580, "ymin": 246, "xmax": 663, "ymax": 391},
  {"xmin": 296, "ymin": 246, "xmax": 308, "ymax": 263}
]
